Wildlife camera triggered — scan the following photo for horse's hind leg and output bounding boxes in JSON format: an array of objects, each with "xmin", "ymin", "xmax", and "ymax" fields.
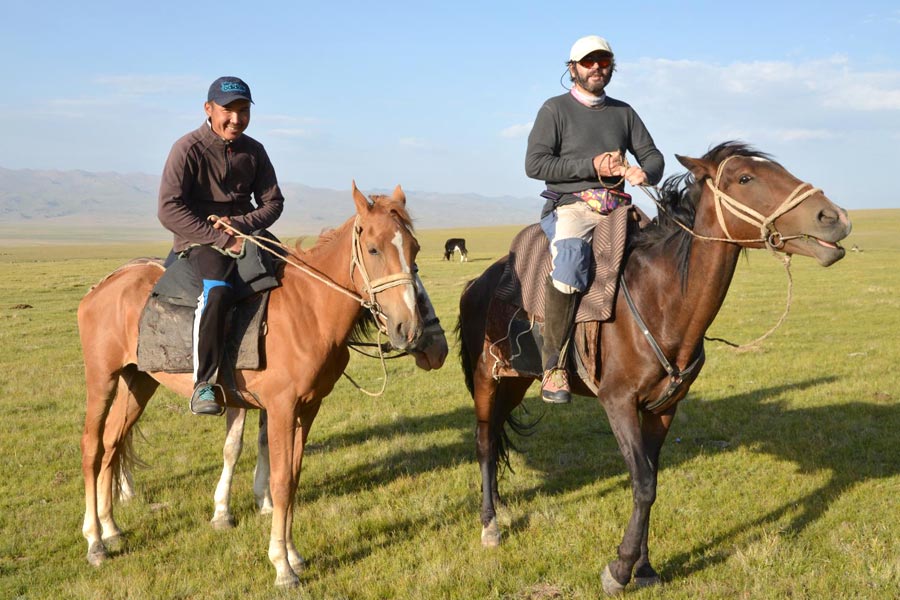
[
  {"xmin": 81, "ymin": 369, "xmax": 119, "ymax": 566},
  {"xmin": 81, "ymin": 365, "xmax": 155, "ymax": 564},
  {"xmin": 96, "ymin": 366, "xmax": 157, "ymax": 548},
  {"xmin": 476, "ymin": 372, "xmax": 532, "ymax": 547},
  {"xmin": 254, "ymin": 410, "xmax": 273, "ymax": 514}
]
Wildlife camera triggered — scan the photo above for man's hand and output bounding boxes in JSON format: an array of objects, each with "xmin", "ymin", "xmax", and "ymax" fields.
[
  {"xmin": 623, "ymin": 166, "xmax": 648, "ymax": 186},
  {"xmin": 209, "ymin": 215, "xmax": 233, "ymax": 230},
  {"xmin": 593, "ymin": 151, "xmax": 625, "ymax": 178},
  {"xmin": 225, "ymin": 236, "xmax": 244, "ymax": 255}
]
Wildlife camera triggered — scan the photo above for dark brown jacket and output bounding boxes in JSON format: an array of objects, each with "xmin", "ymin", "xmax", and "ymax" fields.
[{"xmin": 158, "ymin": 122, "xmax": 285, "ymax": 252}]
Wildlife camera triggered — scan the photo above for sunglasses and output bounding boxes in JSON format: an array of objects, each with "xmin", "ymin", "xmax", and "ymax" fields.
[{"xmin": 578, "ymin": 57, "xmax": 612, "ymax": 69}]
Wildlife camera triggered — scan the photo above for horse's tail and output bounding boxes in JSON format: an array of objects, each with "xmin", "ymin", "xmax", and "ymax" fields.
[{"xmin": 111, "ymin": 423, "xmax": 149, "ymax": 503}]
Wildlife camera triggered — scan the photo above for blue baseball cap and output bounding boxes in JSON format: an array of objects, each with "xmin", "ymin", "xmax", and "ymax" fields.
[{"xmin": 207, "ymin": 76, "xmax": 254, "ymax": 106}]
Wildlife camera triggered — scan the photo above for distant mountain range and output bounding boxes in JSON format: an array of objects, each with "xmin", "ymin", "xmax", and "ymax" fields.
[{"xmin": 0, "ymin": 167, "xmax": 542, "ymax": 238}]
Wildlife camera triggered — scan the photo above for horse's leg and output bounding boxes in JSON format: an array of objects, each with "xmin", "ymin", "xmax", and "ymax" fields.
[
  {"xmin": 254, "ymin": 409, "xmax": 273, "ymax": 514},
  {"xmin": 632, "ymin": 408, "xmax": 675, "ymax": 589},
  {"xmin": 475, "ymin": 368, "xmax": 531, "ymax": 547},
  {"xmin": 265, "ymin": 398, "xmax": 319, "ymax": 588},
  {"xmin": 210, "ymin": 408, "xmax": 248, "ymax": 529},
  {"xmin": 600, "ymin": 398, "xmax": 661, "ymax": 595},
  {"xmin": 81, "ymin": 369, "xmax": 119, "ymax": 566},
  {"xmin": 285, "ymin": 402, "xmax": 319, "ymax": 574},
  {"xmin": 97, "ymin": 366, "xmax": 156, "ymax": 549}
]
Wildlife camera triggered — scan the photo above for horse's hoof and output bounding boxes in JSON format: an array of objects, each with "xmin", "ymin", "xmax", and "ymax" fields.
[
  {"xmin": 101, "ymin": 534, "xmax": 124, "ymax": 552},
  {"xmin": 274, "ymin": 571, "xmax": 300, "ymax": 588},
  {"xmin": 633, "ymin": 575, "xmax": 661, "ymax": 589},
  {"xmin": 210, "ymin": 516, "xmax": 235, "ymax": 530},
  {"xmin": 480, "ymin": 518, "xmax": 501, "ymax": 548},
  {"xmin": 601, "ymin": 565, "xmax": 627, "ymax": 596},
  {"xmin": 87, "ymin": 542, "xmax": 107, "ymax": 567},
  {"xmin": 289, "ymin": 555, "xmax": 306, "ymax": 573}
]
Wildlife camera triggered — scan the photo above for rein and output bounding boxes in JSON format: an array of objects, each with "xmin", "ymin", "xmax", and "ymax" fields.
[{"xmin": 209, "ymin": 215, "xmax": 418, "ymax": 396}]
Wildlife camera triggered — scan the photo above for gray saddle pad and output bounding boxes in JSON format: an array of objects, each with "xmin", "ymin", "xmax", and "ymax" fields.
[
  {"xmin": 495, "ymin": 205, "xmax": 635, "ymax": 323},
  {"xmin": 137, "ymin": 291, "xmax": 268, "ymax": 373}
]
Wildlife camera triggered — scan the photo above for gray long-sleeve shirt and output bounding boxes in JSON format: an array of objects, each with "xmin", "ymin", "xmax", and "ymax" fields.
[
  {"xmin": 158, "ymin": 122, "xmax": 284, "ymax": 252},
  {"xmin": 525, "ymin": 92, "xmax": 664, "ymax": 216}
]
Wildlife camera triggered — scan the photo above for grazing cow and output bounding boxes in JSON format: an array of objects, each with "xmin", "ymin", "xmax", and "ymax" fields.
[{"xmin": 443, "ymin": 238, "xmax": 469, "ymax": 262}]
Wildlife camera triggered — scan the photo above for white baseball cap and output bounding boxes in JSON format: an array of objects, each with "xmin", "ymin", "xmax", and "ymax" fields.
[{"xmin": 569, "ymin": 35, "xmax": 614, "ymax": 62}]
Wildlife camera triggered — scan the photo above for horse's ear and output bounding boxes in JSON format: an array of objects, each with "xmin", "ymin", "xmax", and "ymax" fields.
[
  {"xmin": 352, "ymin": 180, "xmax": 371, "ymax": 214},
  {"xmin": 391, "ymin": 184, "xmax": 406, "ymax": 207},
  {"xmin": 676, "ymin": 154, "xmax": 716, "ymax": 180}
]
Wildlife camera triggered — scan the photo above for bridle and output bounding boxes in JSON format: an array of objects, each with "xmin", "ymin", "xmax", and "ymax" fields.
[
  {"xmin": 349, "ymin": 216, "xmax": 417, "ymax": 334},
  {"xmin": 210, "ymin": 214, "xmax": 417, "ymax": 336},
  {"xmin": 704, "ymin": 155, "xmax": 822, "ymax": 251}
]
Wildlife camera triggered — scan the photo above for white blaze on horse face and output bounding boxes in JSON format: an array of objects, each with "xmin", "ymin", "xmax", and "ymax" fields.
[
  {"xmin": 391, "ymin": 228, "xmax": 418, "ymax": 315},
  {"xmin": 414, "ymin": 271, "xmax": 436, "ymax": 321}
]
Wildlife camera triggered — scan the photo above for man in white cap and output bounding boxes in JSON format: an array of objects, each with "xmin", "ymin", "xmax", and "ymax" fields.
[
  {"xmin": 526, "ymin": 36, "xmax": 664, "ymax": 404},
  {"xmin": 158, "ymin": 76, "xmax": 285, "ymax": 415}
]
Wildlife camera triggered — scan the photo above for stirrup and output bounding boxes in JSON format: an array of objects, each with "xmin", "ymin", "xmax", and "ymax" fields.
[{"xmin": 541, "ymin": 368, "xmax": 571, "ymax": 404}]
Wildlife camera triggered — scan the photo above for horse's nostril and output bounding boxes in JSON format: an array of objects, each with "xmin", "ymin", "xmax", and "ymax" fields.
[{"xmin": 818, "ymin": 208, "xmax": 838, "ymax": 225}]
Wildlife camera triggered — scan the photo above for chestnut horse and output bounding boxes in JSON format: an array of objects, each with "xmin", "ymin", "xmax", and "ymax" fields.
[
  {"xmin": 79, "ymin": 184, "xmax": 422, "ymax": 588},
  {"xmin": 116, "ymin": 273, "xmax": 450, "ymax": 526},
  {"xmin": 457, "ymin": 143, "xmax": 851, "ymax": 594}
]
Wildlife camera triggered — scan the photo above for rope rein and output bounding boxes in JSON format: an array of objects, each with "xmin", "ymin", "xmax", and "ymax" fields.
[{"xmin": 209, "ymin": 215, "xmax": 417, "ymax": 396}]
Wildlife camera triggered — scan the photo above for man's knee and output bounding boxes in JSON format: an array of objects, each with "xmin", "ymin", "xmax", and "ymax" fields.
[{"xmin": 550, "ymin": 238, "xmax": 591, "ymax": 293}]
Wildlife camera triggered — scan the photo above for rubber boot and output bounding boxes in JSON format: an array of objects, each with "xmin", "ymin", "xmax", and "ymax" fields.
[{"xmin": 540, "ymin": 279, "xmax": 578, "ymax": 404}]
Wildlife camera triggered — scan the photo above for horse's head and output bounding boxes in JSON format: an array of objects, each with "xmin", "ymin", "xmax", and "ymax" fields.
[
  {"xmin": 677, "ymin": 143, "xmax": 852, "ymax": 266},
  {"xmin": 350, "ymin": 181, "xmax": 422, "ymax": 350}
]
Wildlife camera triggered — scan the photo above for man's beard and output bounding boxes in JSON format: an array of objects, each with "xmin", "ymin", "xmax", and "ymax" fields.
[{"xmin": 574, "ymin": 69, "xmax": 609, "ymax": 96}]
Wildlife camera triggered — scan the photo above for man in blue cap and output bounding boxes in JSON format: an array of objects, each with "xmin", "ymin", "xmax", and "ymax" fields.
[{"xmin": 158, "ymin": 76, "xmax": 285, "ymax": 415}]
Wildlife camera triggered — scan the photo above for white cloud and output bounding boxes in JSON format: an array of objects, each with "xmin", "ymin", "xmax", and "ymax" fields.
[{"xmin": 500, "ymin": 122, "xmax": 533, "ymax": 138}]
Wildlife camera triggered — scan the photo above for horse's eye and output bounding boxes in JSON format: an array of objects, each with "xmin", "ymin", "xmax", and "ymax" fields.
[
  {"xmin": 368, "ymin": 247, "xmax": 379, "ymax": 256},
  {"xmin": 739, "ymin": 174, "xmax": 753, "ymax": 184}
]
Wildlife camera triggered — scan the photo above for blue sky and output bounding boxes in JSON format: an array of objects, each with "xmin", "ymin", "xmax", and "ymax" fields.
[{"xmin": 3, "ymin": 0, "xmax": 899, "ymax": 210}]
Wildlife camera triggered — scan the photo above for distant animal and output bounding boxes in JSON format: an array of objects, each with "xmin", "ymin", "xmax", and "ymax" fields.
[
  {"xmin": 851, "ymin": 244, "xmax": 862, "ymax": 253},
  {"xmin": 443, "ymin": 238, "xmax": 469, "ymax": 262},
  {"xmin": 457, "ymin": 142, "xmax": 851, "ymax": 595}
]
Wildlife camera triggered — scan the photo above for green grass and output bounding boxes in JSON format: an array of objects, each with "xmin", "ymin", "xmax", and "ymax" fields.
[{"xmin": 0, "ymin": 212, "xmax": 898, "ymax": 599}]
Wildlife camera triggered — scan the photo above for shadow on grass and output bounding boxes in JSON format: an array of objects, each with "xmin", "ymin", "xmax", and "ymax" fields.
[{"xmin": 491, "ymin": 375, "xmax": 899, "ymax": 581}]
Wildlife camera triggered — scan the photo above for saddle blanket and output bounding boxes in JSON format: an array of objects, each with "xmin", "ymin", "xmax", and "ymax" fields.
[
  {"xmin": 495, "ymin": 205, "xmax": 640, "ymax": 323},
  {"xmin": 135, "ymin": 238, "xmax": 282, "ymax": 374}
]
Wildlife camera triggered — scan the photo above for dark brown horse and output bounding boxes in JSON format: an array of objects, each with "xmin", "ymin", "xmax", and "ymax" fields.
[
  {"xmin": 79, "ymin": 184, "xmax": 422, "ymax": 588},
  {"xmin": 457, "ymin": 143, "xmax": 851, "ymax": 594}
]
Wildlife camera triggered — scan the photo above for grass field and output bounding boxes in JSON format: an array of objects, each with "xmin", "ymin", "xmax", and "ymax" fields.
[{"xmin": 0, "ymin": 210, "xmax": 897, "ymax": 599}]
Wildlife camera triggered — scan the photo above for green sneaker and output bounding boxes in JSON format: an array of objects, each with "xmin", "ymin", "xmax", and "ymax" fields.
[{"xmin": 190, "ymin": 384, "xmax": 223, "ymax": 416}]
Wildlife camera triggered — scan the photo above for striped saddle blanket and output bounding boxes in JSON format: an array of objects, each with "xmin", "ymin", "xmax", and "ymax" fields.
[{"xmin": 495, "ymin": 205, "xmax": 640, "ymax": 323}]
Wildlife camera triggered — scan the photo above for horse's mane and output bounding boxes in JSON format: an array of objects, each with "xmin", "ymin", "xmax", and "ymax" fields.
[
  {"xmin": 629, "ymin": 141, "xmax": 774, "ymax": 287},
  {"xmin": 295, "ymin": 194, "xmax": 414, "ymax": 260}
]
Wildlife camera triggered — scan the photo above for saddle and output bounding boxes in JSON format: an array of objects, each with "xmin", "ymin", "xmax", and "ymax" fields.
[
  {"xmin": 136, "ymin": 231, "xmax": 285, "ymax": 377},
  {"xmin": 486, "ymin": 206, "xmax": 644, "ymax": 392}
]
